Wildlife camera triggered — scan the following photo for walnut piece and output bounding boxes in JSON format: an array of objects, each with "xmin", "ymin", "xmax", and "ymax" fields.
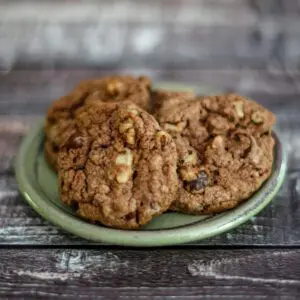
[
  {"xmin": 115, "ymin": 148, "xmax": 133, "ymax": 183},
  {"xmin": 164, "ymin": 123, "xmax": 178, "ymax": 132},
  {"xmin": 106, "ymin": 79, "xmax": 125, "ymax": 95},
  {"xmin": 126, "ymin": 128, "xmax": 136, "ymax": 145},
  {"xmin": 247, "ymin": 136, "xmax": 263, "ymax": 165},
  {"xmin": 251, "ymin": 111, "xmax": 264, "ymax": 124},
  {"xmin": 156, "ymin": 131, "xmax": 171, "ymax": 148},
  {"xmin": 119, "ymin": 118, "xmax": 136, "ymax": 145},
  {"xmin": 127, "ymin": 107, "xmax": 140, "ymax": 115},
  {"xmin": 182, "ymin": 150, "xmax": 198, "ymax": 166},
  {"xmin": 116, "ymin": 170, "xmax": 131, "ymax": 183},
  {"xmin": 233, "ymin": 101, "xmax": 244, "ymax": 118},
  {"xmin": 119, "ymin": 118, "xmax": 133, "ymax": 133},
  {"xmin": 179, "ymin": 166, "xmax": 198, "ymax": 181},
  {"xmin": 164, "ymin": 121, "xmax": 186, "ymax": 133},
  {"xmin": 115, "ymin": 148, "xmax": 133, "ymax": 166}
]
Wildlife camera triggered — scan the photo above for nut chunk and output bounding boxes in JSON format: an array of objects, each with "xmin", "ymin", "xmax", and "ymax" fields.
[{"xmin": 57, "ymin": 102, "xmax": 178, "ymax": 229}]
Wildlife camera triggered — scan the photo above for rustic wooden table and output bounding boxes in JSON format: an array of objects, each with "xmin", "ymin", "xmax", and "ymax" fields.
[
  {"xmin": 1, "ymin": 0, "xmax": 300, "ymax": 299},
  {"xmin": 0, "ymin": 69, "xmax": 299, "ymax": 299}
]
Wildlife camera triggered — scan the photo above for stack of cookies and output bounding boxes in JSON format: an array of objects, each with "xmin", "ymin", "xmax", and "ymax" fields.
[{"xmin": 44, "ymin": 75, "xmax": 276, "ymax": 229}]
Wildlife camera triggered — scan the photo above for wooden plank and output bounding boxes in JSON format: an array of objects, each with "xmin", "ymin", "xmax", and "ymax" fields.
[
  {"xmin": 0, "ymin": 24, "xmax": 270, "ymax": 69},
  {"xmin": 1, "ymin": 1, "xmax": 300, "ymax": 71},
  {"xmin": 0, "ymin": 0, "xmax": 257, "ymax": 25},
  {"xmin": 0, "ymin": 248, "xmax": 299, "ymax": 298},
  {"xmin": 0, "ymin": 23, "xmax": 292, "ymax": 70},
  {"xmin": 0, "ymin": 116, "xmax": 38, "ymax": 175},
  {"xmin": 1, "ymin": 70, "xmax": 300, "ymax": 100},
  {"xmin": 1, "ymin": 20, "xmax": 300, "ymax": 70},
  {"xmin": 1, "ymin": 0, "xmax": 299, "ymax": 24},
  {"xmin": 250, "ymin": 0, "xmax": 300, "ymax": 15}
]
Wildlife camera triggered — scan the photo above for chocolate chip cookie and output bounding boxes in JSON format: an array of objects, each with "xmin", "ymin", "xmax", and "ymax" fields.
[
  {"xmin": 57, "ymin": 102, "xmax": 178, "ymax": 229},
  {"xmin": 45, "ymin": 75, "xmax": 152, "ymax": 170},
  {"xmin": 155, "ymin": 92, "xmax": 276, "ymax": 214}
]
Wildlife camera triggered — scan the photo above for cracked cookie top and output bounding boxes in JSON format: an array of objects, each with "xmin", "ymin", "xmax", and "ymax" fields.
[
  {"xmin": 44, "ymin": 75, "xmax": 152, "ymax": 170},
  {"xmin": 155, "ymin": 93, "xmax": 276, "ymax": 214},
  {"xmin": 170, "ymin": 132, "xmax": 275, "ymax": 214},
  {"xmin": 57, "ymin": 102, "xmax": 178, "ymax": 229}
]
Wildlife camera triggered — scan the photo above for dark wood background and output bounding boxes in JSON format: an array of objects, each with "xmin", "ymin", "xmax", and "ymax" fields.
[{"xmin": 1, "ymin": 0, "xmax": 300, "ymax": 299}]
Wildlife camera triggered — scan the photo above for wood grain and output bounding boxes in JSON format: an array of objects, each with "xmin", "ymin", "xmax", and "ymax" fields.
[
  {"xmin": 1, "ymin": 23, "xmax": 295, "ymax": 70},
  {"xmin": 1, "ymin": 0, "xmax": 300, "ymax": 70},
  {"xmin": 1, "ymin": 69, "xmax": 300, "ymax": 96},
  {"xmin": 0, "ymin": 248, "xmax": 299, "ymax": 298},
  {"xmin": 0, "ymin": 0, "xmax": 256, "ymax": 24}
]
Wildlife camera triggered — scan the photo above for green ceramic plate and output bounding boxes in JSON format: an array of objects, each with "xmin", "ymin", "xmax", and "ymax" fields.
[{"xmin": 15, "ymin": 83, "xmax": 287, "ymax": 246}]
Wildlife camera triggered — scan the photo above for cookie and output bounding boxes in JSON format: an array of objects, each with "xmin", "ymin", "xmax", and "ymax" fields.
[
  {"xmin": 171, "ymin": 132, "xmax": 275, "ymax": 214},
  {"xmin": 57, "ymin": 102, "xmax": 178, "ymax": 229},
  {"xmin": 155, "ymin": 93, "xmax": 276, "ymax": 214},
  {"xmin": 45, "ymin": 75, "xmax": 152, "ymax": 170},
  {"xmin": 200, "ymin": 93, "xmax": 276, "ymax": 136},
  {"xmin": 152, "ymin": 89, "xmax": 197, "ymax": 111}
]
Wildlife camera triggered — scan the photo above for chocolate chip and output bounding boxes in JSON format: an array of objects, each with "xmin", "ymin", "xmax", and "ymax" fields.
[
  {"xmin": 53, "ymin": 144, "xmax": 59, "ymax": 152},
  {"xmin": 185, "ymin": 170, "xmax": 209, "ymax": 193},
  {"xmin": 64, "ymin": 134, "xmax": 85, "ymax": 149},
  {"xmin": 125, "ymin": 211, "xmax": 136, "ymax": 221},
  {"xmin": 132, "ymin": 170, "xmax": 137, "ymax": 180}
]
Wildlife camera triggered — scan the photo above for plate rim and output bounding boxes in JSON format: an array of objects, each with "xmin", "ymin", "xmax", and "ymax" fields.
[{"xmin": 15, "ymin": 117, "xmax": 288, "ymax": 247}]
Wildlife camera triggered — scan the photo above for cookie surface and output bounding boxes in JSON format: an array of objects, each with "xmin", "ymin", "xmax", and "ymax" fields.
[
  {"xmin": 152, "ymin": 89, "xmax": 197, "ymax": 111},
  {"xmin": 155, "ymin": 93, "xmax": 276, "ymax": 214},
  {"xmin": 45, "ymin": 75, "xmax": 152, "ymax": 170},
  {"xmin": 57, "ymin": 102, "xmax": 178, "ymax": 229},
  {"xmin": 171, "ymin": 132, "xmax": 275, "ymax": 214}
]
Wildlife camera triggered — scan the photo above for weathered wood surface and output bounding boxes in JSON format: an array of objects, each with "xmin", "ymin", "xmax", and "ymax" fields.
[
  {"xmin": 0, "ymin": 69, "xmax": 299, "ymax": 246},
  {"xmin": 0, "ymin": 248, "xmax": 299, "ymax": 299},
  {"xmin": 1, "ymin": 0, "xmax": 300, "ymax": 70}
]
